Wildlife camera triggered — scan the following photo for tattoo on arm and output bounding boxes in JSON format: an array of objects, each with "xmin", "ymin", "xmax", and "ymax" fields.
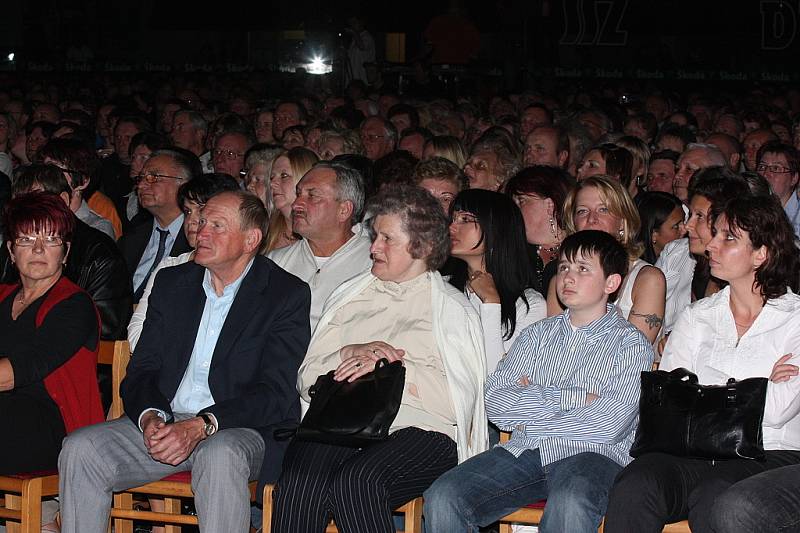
[{"xmin": 630, "ymin": 310, "xmax": 664, "ymax": 330}]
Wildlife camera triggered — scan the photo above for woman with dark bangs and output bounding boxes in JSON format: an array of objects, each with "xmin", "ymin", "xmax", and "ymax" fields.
[
  {"xmin": 605, "ymin": 193, "xmax": 800, "ymax": 533},
  {"xmin": 447, "ymin": 188, "xmax": 546, "ymax": 373}
]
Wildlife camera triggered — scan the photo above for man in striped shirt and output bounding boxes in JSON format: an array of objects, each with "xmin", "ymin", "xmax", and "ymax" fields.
[{"xmin": 424, "ymin": 230, "xmax": 655, "ymax": 533}]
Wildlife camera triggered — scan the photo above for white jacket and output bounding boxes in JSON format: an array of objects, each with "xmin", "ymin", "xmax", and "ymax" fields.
[
  {"xmin": 300, "ymin": 271, "xmax": 489, "ymax": 463},
  {"xmin": 268, "ymin": 225, "xmax": 372, "ymax": 331}
]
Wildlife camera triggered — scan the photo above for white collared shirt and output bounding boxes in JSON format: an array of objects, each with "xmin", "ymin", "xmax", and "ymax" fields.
[{"xmin": 662, "ymin": 286, "xmax": 800, "ymax": 451}]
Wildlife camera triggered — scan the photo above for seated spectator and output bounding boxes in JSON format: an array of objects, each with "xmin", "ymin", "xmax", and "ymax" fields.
[
  {"xmin": 519, "ymin": 103, "xmax": 553, "ymax": 141},
  {"xmin": 398, "ymin": 126, "xmax": 432, "ymax": 160},
  {"xmin": 424, "ymin": 229, "xmax": 655, "ymax": 533},
  {"xmin": 635, "ymin": 191, "xmax": 685, "ymax": 264},
  {"xmin": 123, "ymin": 131, "xmax": 172, "ymax": 229},
  {"xmin": 96, "ymin": 115, "xmax": 151, "ymax": 212},
  {"xmin": 272, "ymin": 185, "xmax": 488, "ymax": 532},
  {"xmin": 127, "ymin": 173, "xmax": 240, "ymax": 350},
  {"xmin": 59, "ymin": 190, "xmax": 311, "ymax": 533},
  {"xmin": 1, "ymin": 164, "xmax": 132, "ymax": 342},
  {"xmin": 605, "ymin": 194, "xmax": 800, "ymax": 533},
  {"xmin": 387, "ymin": 103, "xmax": 420, "ymax": 134},
  {"xmin": 673, "ymin": 143, "xmax": 727, "ymax": 202},
  {"xmin": 412, "ymin": 156, "xmax": 466, "ymax": 214},
  {"xmin": 422, "ymin": 135, "xmax": 468, "ymax": 168},
  {"xmin": 742, "ymin": 127, "xmax": 779, "ymax": 171},
  {"xmin": 243, "ymin": 144, "xmax": 282, "ymax": 216},
  {"xmin": 464, "ymin": 137, "xmax": 520, "ymax": 191},
  {"xmin": 656, "ymin": 169, "xmax": 753, "ymax": 336},
  {"xmin": 372, "ymin": 150, "xmax": 418, "ymax": 191},
  {"xmin": 317, "ymin": 129, "xmax": 364, "ymax": 160},
  {"xmin": 505, "ymin": 165, "xmax": 574, "ymax": 295},
  {"xmin": 24, "ymin": 120, "xmax": 58, "ymax": 164},
  {"xmin": 39, "ymin": 138, "xmax": 118, "ymax": 239},
  {"xmin": 119, "ymin": 149, "xmax": 196, "ymax": 303},
  {"xmin": 623, "ymin": 112, "xmax": 658, "ymax": 145},
  {"xmin": 615, "ymin": 135, "xmax": 651, "ymax": 197},
  {"xmin": 646, "ymin": 149, "xmax": 680, "ymax": 194},
  {"xmin": 556, "ymin": 176, "xmax": 666, "ymax": 344},
  {"xmin": 253, "ymin": 108, "xmax": 275, "ymax": 144},
  {"xmin": 268, "ymin": 162, "xmax": 372, "ymax": 330},
  {"xmin": 704, "ymin": 132, "xmax": 742, "ymax": 170},
  {"xmin": 0, "ymin": 191, "xmax": 103, "ymax": 474},
  {"xmin": 522, "ymin": 125, "xmax": 570, "ymax": 169},
  {"xmin": 281, "ymin": 124, "xmax": 306, "ymax": 150},
  {"xmin": 212, "ymin": 130, "xmax": 255, "ymax": 187},
  {"xmin": 654, "ymin": 123, "xmax": 696, "ymax": 154},
  {"xmin": 360, "ymin": 116, "xmax": 397, "ymax": 160},
  {"xmin": 755, "ymin": 141, "xmax": 800, "ymax": 237},
  {"xmin": 264, "ymin": 147, "xmax": 318, "ymax": 252},
  {"xmin": 576, "ymin": 143, "xmax": 635, "ymax": 190},
  {"xmin": 448, "ymin": 189, "xmax": 546, "ymax": 372}
]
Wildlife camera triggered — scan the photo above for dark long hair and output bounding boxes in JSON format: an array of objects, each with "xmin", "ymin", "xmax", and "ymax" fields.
[
  {"xmin": 449, "ymin": 189, "xmax": 537, "ymax": 340},
  {"xmin": 635, "ymin": 191, "xmax": 684, "ymax": 264}
]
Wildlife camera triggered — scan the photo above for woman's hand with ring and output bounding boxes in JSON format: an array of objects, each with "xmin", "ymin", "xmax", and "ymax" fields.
[
  {"xmin": 339, "ymin": 341, "xmax": 405, "ymax": 363},
  {"xmin": 334, "ymin": 355, "xmax": 375, "ymax": 382}
]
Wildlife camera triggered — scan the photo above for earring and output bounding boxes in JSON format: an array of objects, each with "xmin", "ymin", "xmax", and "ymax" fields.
[
  {"xmin": 618, "ymin": 228, "xmax": 625, "ymax": 239},
  {"xmin": 549, "ymin": 217, "xmax": 559, "ymax": 240}
]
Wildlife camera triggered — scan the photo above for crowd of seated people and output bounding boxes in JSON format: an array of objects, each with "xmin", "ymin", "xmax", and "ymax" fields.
[{"xmin": 0, "ymin": 73, "xmax": 800, "ymax": 533}]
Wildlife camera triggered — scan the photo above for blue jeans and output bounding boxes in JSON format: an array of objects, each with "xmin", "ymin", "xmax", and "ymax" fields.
[{"xmin": 423, "ymin": 446, "xmax": 621, "ymax": 533}]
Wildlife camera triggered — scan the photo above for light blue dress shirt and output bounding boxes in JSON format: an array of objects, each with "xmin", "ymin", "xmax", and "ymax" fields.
[
  {"xmin": 784, "ymin": 192, "xmax": 800, "ymax": 241},
  {"xmin": 132, "ymin": 215, "xmax": 185, "ymax": 291},
  {"xmin": 170, "ymin": 258, "xmax": 255, "ymax": 415}
]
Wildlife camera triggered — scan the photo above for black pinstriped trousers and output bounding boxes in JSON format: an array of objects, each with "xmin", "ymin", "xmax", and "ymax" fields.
[{"xmin": 271, "ymin": 427, "xmax": 457, "ymax": 533}]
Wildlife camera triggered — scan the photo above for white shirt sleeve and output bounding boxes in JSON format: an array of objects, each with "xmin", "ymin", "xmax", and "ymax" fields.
[
  {"xmin": 479, "ymin": 289, "xmax": 547, "ymax": 374},
  {"xmin": 128, "ymin": 252, "xmax": 193, "ymax": 351}
]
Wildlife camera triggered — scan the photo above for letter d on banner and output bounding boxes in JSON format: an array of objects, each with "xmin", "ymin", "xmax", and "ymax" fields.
[{"xmin": 762, "ymin": 0, "xmax": 797, "ymax": 50}]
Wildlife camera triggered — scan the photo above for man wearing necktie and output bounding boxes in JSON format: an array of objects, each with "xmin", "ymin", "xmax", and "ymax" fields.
[{"xmin": 118, "ymin": 149, "xmax": 195, "ymax": 302}]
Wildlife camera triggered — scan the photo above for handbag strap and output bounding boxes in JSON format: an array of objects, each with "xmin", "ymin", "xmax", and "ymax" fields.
[{"xmin": 667, "ymin": 367, "xmax": 699, "ymax": 384}]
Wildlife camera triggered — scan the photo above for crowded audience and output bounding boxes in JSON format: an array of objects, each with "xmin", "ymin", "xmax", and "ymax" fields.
[{"xmin": 2, "ymin": 67, "xmax": 800, "ymax": 533}]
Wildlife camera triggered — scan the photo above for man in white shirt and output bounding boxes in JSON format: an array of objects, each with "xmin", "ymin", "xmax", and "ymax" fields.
[{"xmin": 269, "ymin": 162, "xmax": 372, "ymax": 330}]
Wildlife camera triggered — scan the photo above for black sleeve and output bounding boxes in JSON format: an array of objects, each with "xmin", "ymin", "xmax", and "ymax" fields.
[
  {"xmin": 81, "ymin": 248, "xmax": 133, "ymax": 340},
  {"xmin": 7, "ymin": 291, "xmax": 98, "ymax": 388}
]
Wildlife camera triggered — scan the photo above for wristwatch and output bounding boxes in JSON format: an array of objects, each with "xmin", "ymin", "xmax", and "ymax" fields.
[{"xmin": 199, "ymin": 413, "xmax": 217, "ymax": 438}]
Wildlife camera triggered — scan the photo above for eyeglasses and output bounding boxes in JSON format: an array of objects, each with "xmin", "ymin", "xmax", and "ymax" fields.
[
  {"xmin": 15, "ymin": 235, "xmax": 64, "ymax": 247},
  {"xmin": 756, "ymin": 163, "xmax": 794, "ymax": 174},
  {"xmin": 361, "ymin": 134, "xmax": 385, "ymax": 142},
  {"xmin": 212, "ymin": 148, "xmax": 244, "ymax": 160},
  {"xmin": 135, "ymin": 171, "xmax": 184, "ymax": 184},
  {"xmin": 450, "ymin": 213, "xmax": 479, "ymax": 225},
  {"xmin": 463, "ymin": 161, "xmax": 490, "ymax": 172}
]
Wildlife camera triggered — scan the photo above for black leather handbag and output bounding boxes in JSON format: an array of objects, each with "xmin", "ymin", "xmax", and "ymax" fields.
[
  {"xmin": 296, "ymin": 358, "xmax": 406, "ymax": 447},
  {"xmin": 630, "ymin": 367, "xmax": 768, "ymax": 460}
]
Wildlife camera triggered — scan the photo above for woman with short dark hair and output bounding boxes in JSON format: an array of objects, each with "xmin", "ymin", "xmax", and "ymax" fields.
[
  {"xmin": 272, "ymin": 184, "xmax": 487, "ymax": 533},
  {"xmin": 0, "ymin": 191, "xmax": 103, "ymax": 473}
]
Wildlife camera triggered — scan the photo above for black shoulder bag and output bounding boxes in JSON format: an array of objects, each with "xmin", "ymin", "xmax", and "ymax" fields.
[{"xmin": 630, "ymin": 367, "xmax": 768, "ymax": 460}]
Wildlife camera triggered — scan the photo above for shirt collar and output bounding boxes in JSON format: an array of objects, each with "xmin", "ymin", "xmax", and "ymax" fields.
[
  {"xmin": 153, "ymin": 213, "xmax": 185, "ymax": 235},
  {"xmin": 202, "ymin": 257, "xmax": 255, "ymax": 300},
  {"xmin": 560, "ymin": 303, "xmax": 621, "ymax": 342}
]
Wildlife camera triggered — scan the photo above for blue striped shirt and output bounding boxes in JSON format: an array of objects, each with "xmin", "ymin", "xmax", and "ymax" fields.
[{"xmin": 485, "ymin": 304, "xmax": 654, "ymax": 467}]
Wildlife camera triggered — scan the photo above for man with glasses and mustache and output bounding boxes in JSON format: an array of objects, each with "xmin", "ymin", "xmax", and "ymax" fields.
[{"xmin": 118, "ymin": 149, "xmax": 195, "ymax": 302}]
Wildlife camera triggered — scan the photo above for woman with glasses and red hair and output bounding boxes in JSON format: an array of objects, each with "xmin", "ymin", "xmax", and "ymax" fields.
[{"xmin": 0, "ymin": 191, "xmax": 103, "ymax": 474}]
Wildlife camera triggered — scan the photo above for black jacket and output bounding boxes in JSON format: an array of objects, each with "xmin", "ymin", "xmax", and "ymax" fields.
[
  {"xmin": 0, "ymin": 218, "xmax": 133, "ymax": 340},
  {"xmin": 117, "ymin": 215, "xmax": 192, "ymax": 302},
  {"xmin": 121, "ymin": 257, "xmax": 311, "ymax": 493}
]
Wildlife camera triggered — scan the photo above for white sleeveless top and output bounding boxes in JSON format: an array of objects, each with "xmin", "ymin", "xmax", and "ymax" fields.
[{"xmin": 615, "ymin": 258, "xmax": 649, "ymax": 320}]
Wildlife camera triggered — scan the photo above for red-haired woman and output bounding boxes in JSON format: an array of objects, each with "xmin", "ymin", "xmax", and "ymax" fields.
[{"xmin": 0, "ymin": 191, "xmax": 103, "ymax": 474}]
